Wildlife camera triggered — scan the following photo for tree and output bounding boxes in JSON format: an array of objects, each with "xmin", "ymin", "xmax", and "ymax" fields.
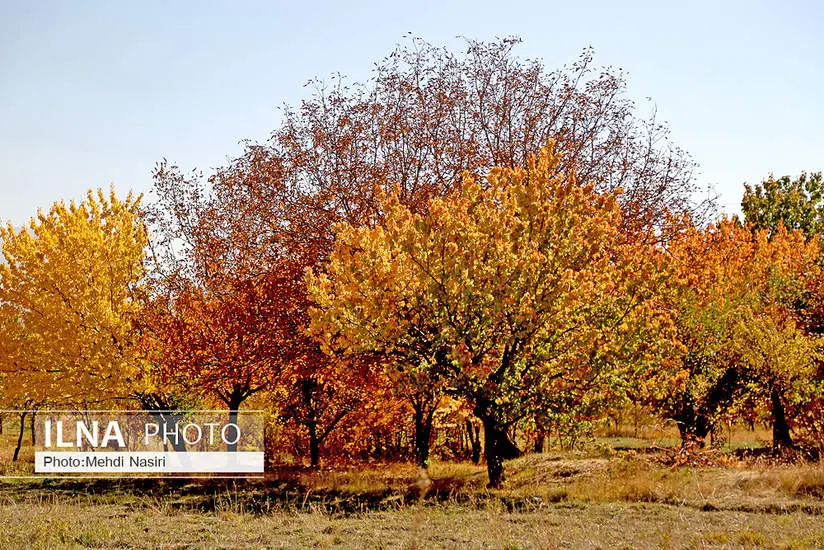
[
  {"xmin": 308, "ymin": 142, "xmax": 672, "ymax": 487},
  {"xmin": 647, "ymin": 220, "xmax": 821, "ymax": 451},
  {"xmin": 268, "ymin": 38, "xmax": 707, "ymax": 245},
  {"xmin": 277, "ymin": 351, "xmax": 387, "ymax": 467},
  {"xmin": 146, "ymin": 155, "xmax": 374, "ymax": 464},
  {"xmin": 646, "ymin": 220, "xmax": 753, "ymax": 444},
  {"xmin": 740, "ymin": 172, "xmax": 824, "ymax": 453},
  {"xmin": 734, "ymin": 227, "xmax": 822, "ymax": 453},
  {"xmin": 138, "ymin": 270, "xmax": 303, "ymax": 451},
  {"xmin": 146, "ymin": 37, "xmax": 708, "ymax": 467},
  {"xmin": 742, "ymin": 172, "xmax": 824, "ymax": 237},
  {"xmin": 0, "ymin": 189, "xmax": 147, "ymax": 408}
]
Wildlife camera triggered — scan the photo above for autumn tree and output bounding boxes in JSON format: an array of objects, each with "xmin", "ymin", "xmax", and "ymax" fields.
[
  {"xmin": 0, "ymin": 189, "xmax": 147, "ymax": 409},
  {"xmin": 145, "ymin": 155, "xmax": 380, "ymax": 465},
  {"xmin": 0, "ymin": 300, "xmax": 54, "ymax": 460},
  {"xmin": 147, "ymin": 37, "xmax": 709, "ymax": 466},
  {"xmin": 646, "ymin": 220, "xmax": 821, "ymax": 451},
  {"xmin": 276, "ymin": 351, "xmax": 391, "ymax": 467},
  {"xmin": 308, "ymin": 142, "xmax": 672, "ymax": 487},
  {"xmin": 734, "ymin": 228, "xmax": 822, "ymax": 453},
  {"xmin": 0, "ymin": 189, "xmax": 146, "ymax": 461},
  {"xmin": 140, "ymin": 273, "xmax": 301, "ymax": 438},
  {"xmin": 645, "ymin": 220, "xmax": 753, "ymax": 444},
  {"xmin": 738, "ymin": 170, "xmax": 824, "ymax": 454},
  {"xmin": 267, "ymin": 38, "xmax": 707, "ymax": 243}
]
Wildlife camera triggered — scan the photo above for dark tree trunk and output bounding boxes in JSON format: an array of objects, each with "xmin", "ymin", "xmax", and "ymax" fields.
[
  {"xmin": 307, "ymin": 421, "xmax": 320, "ymax": 468},
  {"xmin": 478, "ymin": 411, "xmax": 521, "ymax": 488},
  {"xmin": 674, "ymin": 366, "xmax": 739, "ymax": 447},
  {"xmin": 12, "ymin": 412, "xmax": 26, "ymax": 462},
  {"xmin": 296, "ymin": 378, "xmax": 322, "ymax": 468},
  {"xmin": 293, "ymin": 377, "xmax": 350, "ymax": 468},
  {"xmin": 533, "ymin": 429, "xmax": 546, "ymax": 454},
  {"xmin": 466, "ymin": 419, "xmax": 482, "ymax": 464},
  {"xmin": 227, "ymin": 408, "xmax": 240, "ymax": 453},
  {"xmin": 148, "ymin": 411, "xmax": 189, "ymax": 452},
  {"xmin": 139, "ymin": 394, "xmax": 189, "ymax": 452},
  {"xmin": 675, "ymin": 408, "xmax": 711, "ymax": 446},
  {"xmin": 413, "ymin": 401, "xmax": 435, "ymax": 469},
  {"xmin": 673, "ymin": 364, "xmax": 739, "ymax": 447},
  {"xmin": 226, "ymin": 389, "xmax": 245, "ymax": 453},
  {"xmin": 694, "ymin": 416, "xmax": 711, "ymax": 443},
  {"xmin": 30, "ymin": 412, "xmax": 36, "ymax": 445},
  {"xmin": 771, "ymin": 387, "xmax": 793, "ymax": 454}
]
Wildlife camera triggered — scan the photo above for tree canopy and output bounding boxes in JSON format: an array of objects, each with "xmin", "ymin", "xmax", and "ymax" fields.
[
  {"xmin": 742, "ymin": 172, "xmax": 824, "ymax": 236},
  {"xmin": 0, "ymin": 189, "xmax": 147, "ymax": 407},
  {"xmin": 307, "ymin": 141, "xmax": 674, "ymax": 486}
]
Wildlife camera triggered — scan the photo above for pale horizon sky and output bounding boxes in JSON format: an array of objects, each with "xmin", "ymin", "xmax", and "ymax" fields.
[{"xmin": 1, "ymin": 0, "xmax": 821, "ymax": 226}]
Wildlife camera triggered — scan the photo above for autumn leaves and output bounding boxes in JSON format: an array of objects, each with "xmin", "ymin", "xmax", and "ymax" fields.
[
  {"xmin": 0, "ymin": 190, "xmax": 147, "ymax": 409},
  {"xmin": 307, "ymin": 146, "xmax": 823, "ymax": 486},
  {"xmin": 0, "ymin": 39, "xmax": 820, "ymax": 489},
  {"xmin": 646, "ymin": 221, "xmax": 821, "ymax": 455},
  {"xmin": 0, "ymin": 144, "xmax": 820, "ymax": 488},
  {"xmin": 307, "ymin": 142, "xmax": 665, "ymax": 486}
]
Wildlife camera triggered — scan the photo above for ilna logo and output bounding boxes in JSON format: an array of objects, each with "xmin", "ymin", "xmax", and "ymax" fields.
[{"xmin": 6, "ymin": 410, "xmax": 266, "ymax": 477}]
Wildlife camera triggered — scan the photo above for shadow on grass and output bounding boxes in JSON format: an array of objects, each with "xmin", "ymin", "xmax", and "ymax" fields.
[
  {"xmin": 0, "ymin": 467, "xmax": 522, "ymax": 515},
  {"xmin": 4, "ymin": 456, "xmax": 824, "ymax": 517}
]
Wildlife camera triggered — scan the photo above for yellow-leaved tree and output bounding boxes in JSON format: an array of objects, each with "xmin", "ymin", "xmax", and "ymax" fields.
[
  {"xmin": 307, "ymin": 142, "xmax": 675, "ymax": 487},
  {"xmin": 734, "ymin": 226, "xmax": 822, "ymax": 453},
  {"xmin": 0, "ymin": 189, "xmax": 147, "ymax": 415},
  {"xmin": 643, "ymin": 220, "xmax": 821, "ymax": 453}
]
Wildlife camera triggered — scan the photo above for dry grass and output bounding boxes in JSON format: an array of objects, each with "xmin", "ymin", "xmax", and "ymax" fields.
[
  {"xmin": 2, "ymin": 443, "xmax": 824, "ymax": 547},
  {"xmin": 0, "ymin": 499, "xmax": 822, "ymax": 549},
  {"xmin": 501, "ymin": 452, "xmax": 824, "ymax": 515}
]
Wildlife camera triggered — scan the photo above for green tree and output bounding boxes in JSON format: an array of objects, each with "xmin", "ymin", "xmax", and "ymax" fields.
[{"xmin": 742, "ymin": 172, "xmax": 824, "ymax": 236}]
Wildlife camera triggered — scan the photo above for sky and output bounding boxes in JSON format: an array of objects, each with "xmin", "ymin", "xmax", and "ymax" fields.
[{"xmin": 1, "ymin": 0, "xmax": 822, "ymax": 226}]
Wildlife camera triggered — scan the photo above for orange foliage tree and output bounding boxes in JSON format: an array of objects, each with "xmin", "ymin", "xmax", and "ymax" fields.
[
  {"xmin": 145, "ymin": 153, "xmax": 391, "ymax": 465},
  {"xmin": 644, "ymin": 219, "xmax": 821, "ymax": 451},
  {"xmin": 145, "ymin": 38, "xmax": 706, "ymax": 467},
  {"xmin": 308, "ymin": 143, "xmax": 674, "ymax": 486}
]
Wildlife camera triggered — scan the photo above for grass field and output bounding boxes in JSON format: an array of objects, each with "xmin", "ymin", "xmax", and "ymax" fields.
[
  {"xmin": 1, "ymin": 422, "xmax": 822, "ymax": 548},
  {"xmin": 1, "ymin": 452, "xmax": 824, "ymax": 549},
  {"xmin": 2, "ymin": 498, "xmax": 823, "ymax": 549}
]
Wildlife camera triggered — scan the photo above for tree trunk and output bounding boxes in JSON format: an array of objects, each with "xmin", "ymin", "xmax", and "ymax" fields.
[
  {"xmin": 307, "ymin": 421, "xmax": 320, "ymax": 468},
  {"xmin": 413, "ymin": 402, "xmax": 434, "ymax": 469},
  {"xmin": 227, "ymin": 390, "xmax": 244, "ymax": 453},
  {"xmin": 466, "ymin": 419, "xmax": 482, "ymax": 464},
  {"xmin": 533, "ymin": 429, "xmax": 546, "ymax": 454},
  {"xmin": 479, "ymin": 413, "xmax": 521, "ymax": 488},
  {"xmin": 148, "ymin": 411, "xmax": 189, "ymax": 452},
  {"xmin": 674, "ymin": 401, "xmax": 711, "ymax": 447},
  {"xmin": 139, "ymin": 395, "xmax": 189, "ymax": 452},
  {"xmin": 30, "ymin": 412, "xmax": 36, "ymax": 445},
  {"xmin": 12, "ymin": 412, "xmax": 26, "ymax": 462},
  {"xmin": 674, "ymin": 364, "xmax": 738, "ymax": 447},
  {"xmin": 771, "ymin": 387, "xmax": 793, "ymax": 454}
]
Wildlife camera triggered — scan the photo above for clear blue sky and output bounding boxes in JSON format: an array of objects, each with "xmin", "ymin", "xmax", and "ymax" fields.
[{"xmin": 1, "ymin": 0, "xmax": 821, "ymax": 226}]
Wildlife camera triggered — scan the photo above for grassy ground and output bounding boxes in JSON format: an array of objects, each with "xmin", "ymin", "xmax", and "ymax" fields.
[
  {"xmin": 2, "ymin": 499, "xmax": 823, "ymax": 549},
  {"xmin": 1, "ymin": 423, "xmax": 822, "ymax": 548},
  {"xmin": 1, "ymin": 452, "xmax": 824, "ymax": 549}
]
